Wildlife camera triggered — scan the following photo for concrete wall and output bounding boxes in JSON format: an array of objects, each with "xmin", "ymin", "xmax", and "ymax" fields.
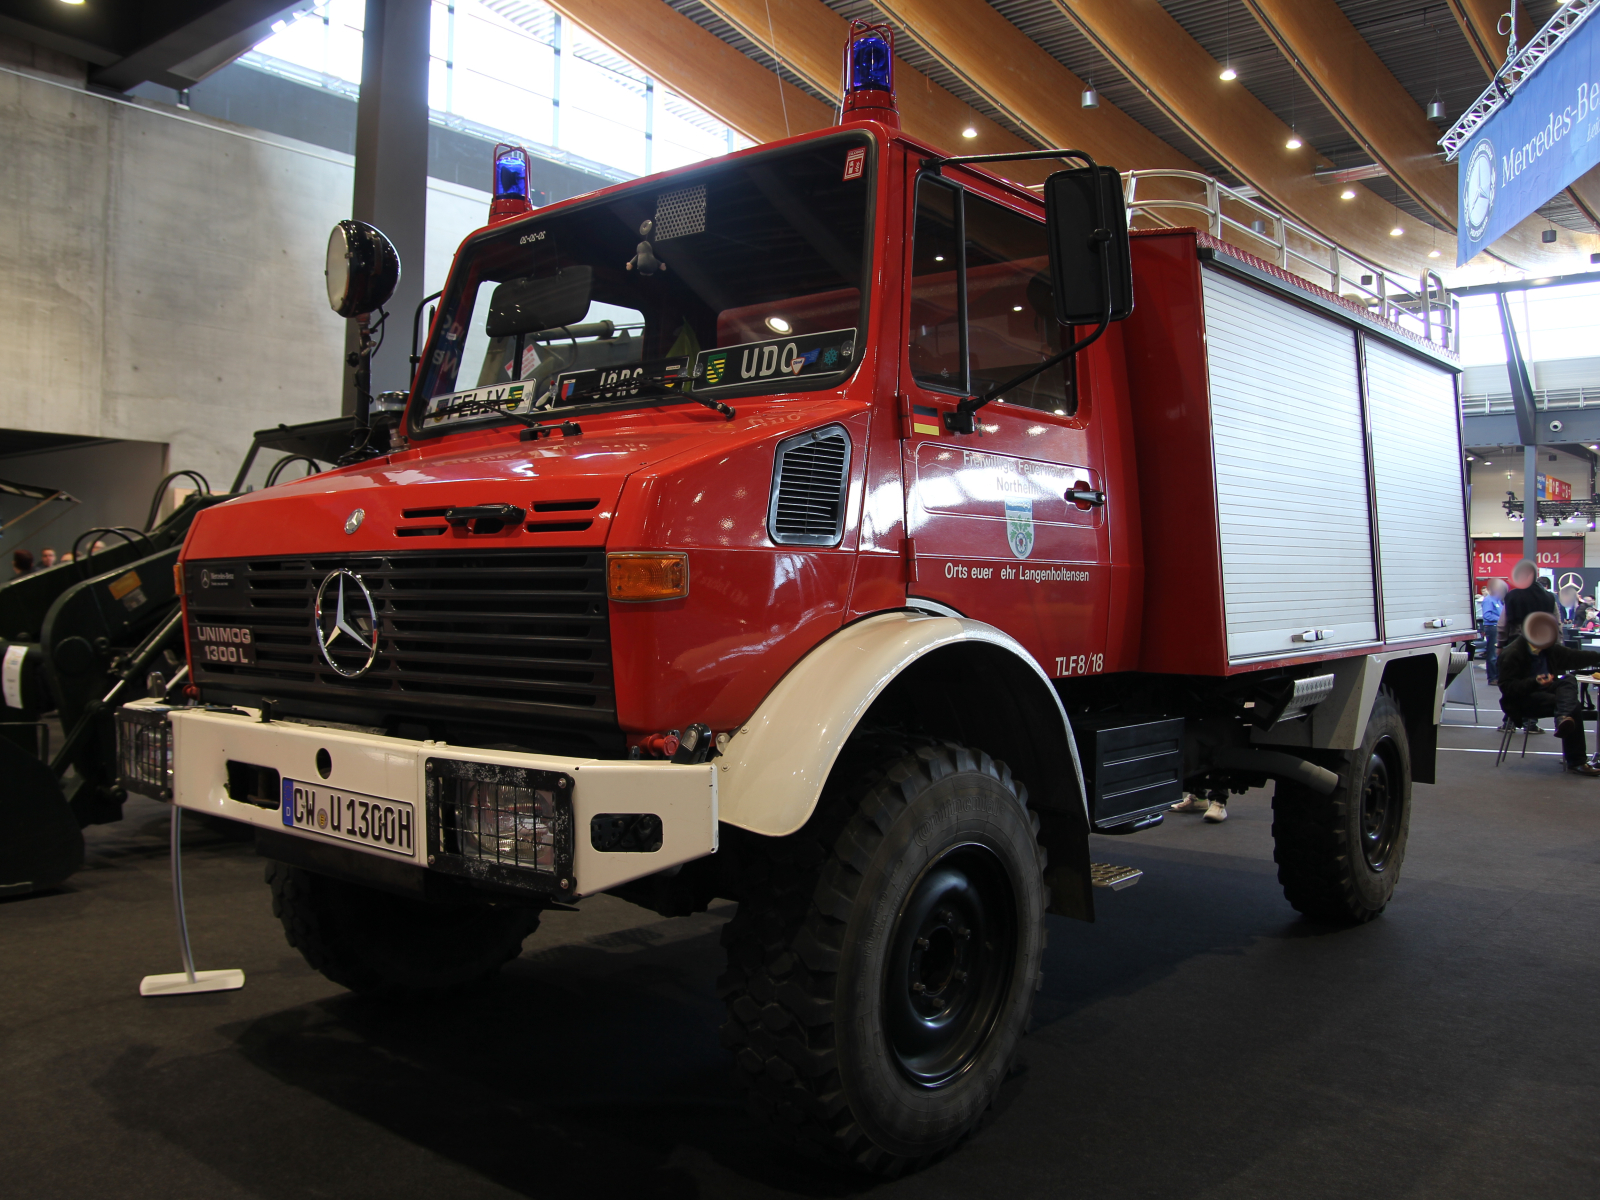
[{"xmin": 0, "ymin": 65, "xmax": 490, "ymax": 490}]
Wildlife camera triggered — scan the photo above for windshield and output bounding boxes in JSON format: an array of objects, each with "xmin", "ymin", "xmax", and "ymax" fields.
[{"xmin": 413, "ymin": 133, "xmax": 875, "ymax": 436}]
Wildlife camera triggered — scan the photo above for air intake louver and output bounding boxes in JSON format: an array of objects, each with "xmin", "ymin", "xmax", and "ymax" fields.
[{"xmin": 768, "ymin": 424, "xmax": 851, "ymax": 546}]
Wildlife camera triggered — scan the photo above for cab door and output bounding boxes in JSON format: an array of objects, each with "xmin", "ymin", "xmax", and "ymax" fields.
[{"xmin": 901, "ymin": 174, "xmax": 1111, "ymax": 681}]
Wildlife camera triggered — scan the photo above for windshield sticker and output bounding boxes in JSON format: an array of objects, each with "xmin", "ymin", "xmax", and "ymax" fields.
[
  {"xmin": 844, "ymin": 146, "xmax": 866, "ymax": 181},
  {"xmin": 694, "ymin": 328, "xmax": 857, "ymax": 392}
]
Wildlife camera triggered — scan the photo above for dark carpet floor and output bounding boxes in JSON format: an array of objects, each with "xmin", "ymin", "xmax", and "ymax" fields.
[{"xmin": 3, "ymin": 666, "xmax": 1598, "ymax": 1199}]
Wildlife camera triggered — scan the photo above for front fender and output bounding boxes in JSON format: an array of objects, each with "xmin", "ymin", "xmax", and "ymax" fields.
[{"xmin": 715, "ymin": 610, "xmax": 1089, "ymax": 837}]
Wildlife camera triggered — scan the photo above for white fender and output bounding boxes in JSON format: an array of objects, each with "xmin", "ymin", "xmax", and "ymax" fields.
[{"xmin": 715, "ymin": 610, "xmax": 1088, "ymax": 837}]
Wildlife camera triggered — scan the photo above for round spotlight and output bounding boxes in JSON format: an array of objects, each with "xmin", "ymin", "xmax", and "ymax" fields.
[
  {"xmin": 1429, "ymin": 248, "xmax": 1441, "ymax": 258},
  {"xmin": 1390, "ymin": 226, "xmax": 1404, "ymax": 237},
  {"xmin": 1219, "ymin": 66, "xmax": 1238, "ymax": 81},
  {"xmin": 962, "ymin": 126, "xmax": 978, "ymax": 138},
  {"xmin": 1012, "ymin": 305, "xmax": 1024, "ymax": 312},
  {"xmin": 764, "ymin": 316, "xmax": 792, "ymax": 334},
  {"xmin": 1285, "ymin": 134, "xmax": 1303, "ymax": 150},
  {"xmin": 1340, "ymin": 189, "xmax": 1356, "ymax": 200}
]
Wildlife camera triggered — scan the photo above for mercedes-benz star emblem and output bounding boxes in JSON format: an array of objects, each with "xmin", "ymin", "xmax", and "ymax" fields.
[
  {"xmin": 314, "ymin": 569, "xmax": 380, "ymax": 678},
  {"xmin": 345, "ymin": 508, "xmax": 365, "ymax": 535}
]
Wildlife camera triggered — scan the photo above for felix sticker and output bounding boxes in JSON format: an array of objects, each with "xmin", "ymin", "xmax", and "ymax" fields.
[{"xmin": 1005, "ymin": 498, "xmax": 1034, "ymax": 559}]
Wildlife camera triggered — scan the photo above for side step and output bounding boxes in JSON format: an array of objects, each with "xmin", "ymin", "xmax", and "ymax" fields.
[{"xmin": 1090, "ymin": 862, "xmax": 1143, "ymax": 891}]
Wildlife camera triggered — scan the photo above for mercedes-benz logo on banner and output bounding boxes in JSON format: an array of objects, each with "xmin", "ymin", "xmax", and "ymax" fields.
[
  {"xmin": 1558, "ymin": 571, "xmax": 1585, "ymax": 593},
  {"xmin": 314, "ymin": 569, "xmax": 379, "ymax": 678},
  {"xmin": 1463, "ymin": 139, "xmax": 1496, "ymax": 242}
]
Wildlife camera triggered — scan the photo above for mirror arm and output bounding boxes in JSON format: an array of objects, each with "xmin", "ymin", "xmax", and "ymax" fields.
[
  {"xmin": 410, "ymin": 289, "xmax": 442, "ymax": 366},
  {"xmin": 921, "ymin": 148, "xmax": 1097, "ymax": 172}
]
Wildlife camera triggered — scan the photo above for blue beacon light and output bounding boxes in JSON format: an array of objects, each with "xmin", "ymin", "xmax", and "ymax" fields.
[
  {"xmin": 839, "ymin": 20, "xmax": 899, "ymax": 127},
  {"xmin": 489, "ymin": 143, "xmax": 533, "ymax": 223}
]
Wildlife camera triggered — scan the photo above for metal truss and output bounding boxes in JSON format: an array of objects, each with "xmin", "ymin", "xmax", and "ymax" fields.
[{"xmin": 1440, "ymin": 0, "xmax": 1600, "ymax": 160}]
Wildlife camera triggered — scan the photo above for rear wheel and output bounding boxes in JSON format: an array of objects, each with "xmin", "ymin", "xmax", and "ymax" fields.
[
  {"xmin": 719, "ymin": 742, "xmax": 1047, "ymax": 1174},
  {"xmin": 1271, "ymin": 691, "xmax": 1411, "ymax": 922},
  {"xmin": 265, "ymin": 862, "xmax": 541, "ymax": 993}
]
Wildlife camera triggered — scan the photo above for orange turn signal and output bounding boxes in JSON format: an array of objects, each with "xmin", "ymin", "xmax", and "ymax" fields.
[{"xmin": 607, "ymin": 552, "xmax": 689, "ymax": 601}]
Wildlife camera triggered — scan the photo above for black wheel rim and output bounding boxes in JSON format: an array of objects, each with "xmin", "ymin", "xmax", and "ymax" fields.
[
  {"xmin": 1360, "ymin": 739, "xmax": 1401, "ymax": 872},
  {"xmin": 884, "ymin": 843, "xmax": 1017, "ymax": 1089}
]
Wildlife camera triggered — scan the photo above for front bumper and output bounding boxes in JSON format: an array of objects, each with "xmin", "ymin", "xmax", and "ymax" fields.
[{"xmin": 117, "ymin": 699, "xmax": 716, "ymax": 899}]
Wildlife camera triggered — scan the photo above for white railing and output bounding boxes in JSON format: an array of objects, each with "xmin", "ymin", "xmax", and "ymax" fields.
[
  {"xmin": 1461, "ymin": 386, "xmax": 1600, "ymax": 415},
  {"xmin": 1119, "ymin": 168, "xmax": 1457, "ymax": 351}
]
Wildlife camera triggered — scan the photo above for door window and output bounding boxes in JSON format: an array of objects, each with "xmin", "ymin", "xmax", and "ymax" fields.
[{"xmin": 908, "ymin": 179, "xmax": 1076, "ymax": 415}]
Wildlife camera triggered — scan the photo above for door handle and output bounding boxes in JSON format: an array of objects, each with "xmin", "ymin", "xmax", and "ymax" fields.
[{"xmin": 1067, "ymin": 488, "xmax": 1105, "ymax": 508}]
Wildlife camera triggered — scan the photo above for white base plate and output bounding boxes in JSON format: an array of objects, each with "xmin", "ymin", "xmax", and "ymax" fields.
[{"xmin": 139, "ymin": 969, "xmax": 246, "ymax": 996}]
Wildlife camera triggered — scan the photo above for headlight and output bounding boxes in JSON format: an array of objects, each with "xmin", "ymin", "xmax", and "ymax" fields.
[
  {"xmin": 116, "ymin": 706, "xmax": 173, "ymax": 800},
  {"xmin": 427, "ymin": 759, "xmax": 575, "ymax": 895},
  {"xmin": 458, "ymin": 779, "xmax": 559, "ymax": 871}
]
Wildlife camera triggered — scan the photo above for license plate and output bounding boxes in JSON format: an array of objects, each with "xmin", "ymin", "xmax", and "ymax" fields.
[
  {"xmin": 193, "ymin": 623, "xmax": 256, "ymax": 665},
  {"xmin": 281, "ymin": 779, "xmax": 415, "ymax": 858}
]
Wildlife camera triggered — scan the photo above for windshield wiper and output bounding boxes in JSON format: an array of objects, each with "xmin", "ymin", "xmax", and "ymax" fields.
[{"xmin": 550, "ymin": 382, "xmax": 737, "ymax": 421}]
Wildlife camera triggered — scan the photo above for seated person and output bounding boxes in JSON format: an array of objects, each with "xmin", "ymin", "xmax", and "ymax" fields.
[{"xmin": 1498, "ymin": 611, "xmax": 1600, "ymax": 776}]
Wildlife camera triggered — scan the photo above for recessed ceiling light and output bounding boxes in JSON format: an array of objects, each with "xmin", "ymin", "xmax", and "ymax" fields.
[
  {"xmin": 1219, "ymin": 66, "xmax": 1238, "ymax": 81},
  {"xmin": 1340, "ymin": 189, "xmax": 1356, "ymax": 200},
  {"xmin": 1285, "ymin": 134, "xmax": 1303, "ymax": 150},
  {"xmin": 962, "ymin": 126, "xmax": 978, "ymax": 138},
  {"xmin": 1390, "ymin": 226, "xmax": 1404, "ymax": 236},
  {"xmin": 764, "ymin": 316, "xmax": 791, "ymax": 334}
]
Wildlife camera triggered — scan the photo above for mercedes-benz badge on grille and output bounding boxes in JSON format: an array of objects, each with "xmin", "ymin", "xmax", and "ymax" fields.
[{"xmin": 314, "ymin": 569, "xmax": 379, "ymax": 677}]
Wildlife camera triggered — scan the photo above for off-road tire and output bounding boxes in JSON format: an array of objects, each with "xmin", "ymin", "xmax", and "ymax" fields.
[
  {"xmin": 719, "ymin": 741, "xmax": 1048, "ymax": 1175},
  {"xmin": 265, "ymin": 861, "xmax": 541, "ymax": 993},
  {"xmin": 1272, "ymin": 691, "xmax": 1411, "ymax": 922}
]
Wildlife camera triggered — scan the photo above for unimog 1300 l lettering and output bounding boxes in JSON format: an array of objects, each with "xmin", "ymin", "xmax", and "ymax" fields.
[{"xmin": 118, "ymin": 23, "xmax": 1471, "ymax": 1174}]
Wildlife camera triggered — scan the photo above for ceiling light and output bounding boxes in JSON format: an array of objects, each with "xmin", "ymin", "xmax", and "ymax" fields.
[
  {"xmin": 764, "ymin": 316, "xmax": 791, "ymax": 333},
  {"xmin": 1427, "ymin": 97, "xmax": 1447, "ymax": 122},
  {"xmin": 1081, "ymin": 87, "xmax": 1099, "ymax": 109},
  {"xmin": 1285, "ymin": 134, "xmax": 1303, "ymax": 150},
  {"xmin": 58, "ymin": 0, "xmax": 85, "ymax": 4},
  {"xmin": 1340, "ymin": 188, "xmax": 1356, "ymax": 200},
  {"xmin": 1220, "ymin": 66, "xmax": 1238, "ymax": 81},
  {"xmin": 1533, "ymin": 277, "xmax": 1552, "ymax": 285},
  {"xmin": 962, "ymin": 126, "xmax": 978, "ymax": 138},
  {"xmin": 933, "ymin": 255, "xmax": 944, "ymax": 262},
  {"xmin": 1390, "ymin": 226, "xmax": 1404, "ymax": 236},
  {"xmin": 1484, "ymin": 461, "xmax": 1491, "ymax": 466},
  {"xmin": 1012, "ymin": 305, "xmax": 1024, "ymax": 312},
  {"xmin": 1428, "ymin": 248, "xmax": 1441, "ymax": 258}
]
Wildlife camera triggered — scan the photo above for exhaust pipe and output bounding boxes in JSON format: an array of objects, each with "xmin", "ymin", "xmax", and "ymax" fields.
[{"xmin": 1209, "ymin": 747, "xmax": 1340, "ymax": 795}]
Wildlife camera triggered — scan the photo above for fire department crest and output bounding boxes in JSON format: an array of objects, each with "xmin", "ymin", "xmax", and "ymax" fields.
[{"xmin": 1005, "ymin": 497, "xmax": 1034, "ymax": 559}]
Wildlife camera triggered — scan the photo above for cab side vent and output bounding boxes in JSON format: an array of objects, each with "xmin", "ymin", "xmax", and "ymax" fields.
[{"xmin": 768, "ymin": 424, "xmax": 851, "ymax": 547}]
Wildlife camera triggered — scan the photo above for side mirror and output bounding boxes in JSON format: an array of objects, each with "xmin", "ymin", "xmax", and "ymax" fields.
[
  {"xmin": 1043, "ymin": 166, "xmax": 1133, "ymax": 325},
  {"xmin": 486, "ymin": 266, "xmax": 594, "ymax": 338},
  {"xmin": 325, "ymin": 220, "xmax": 400, "ymax": 317}
]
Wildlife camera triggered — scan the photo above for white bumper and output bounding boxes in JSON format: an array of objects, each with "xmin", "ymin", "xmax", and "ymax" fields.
[{"xmin": 149, "ymin": 701, "xmax": 717, "ymax": 898}]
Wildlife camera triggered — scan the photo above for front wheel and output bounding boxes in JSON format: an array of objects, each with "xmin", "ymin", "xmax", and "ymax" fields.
[
  {"xmin": 265, "ymin": 862, "xmax": 541, "ymax": 993},
  {"xmin": 1272, "ymin": 691, "xmax": 1412, "ymax": 922},
  {"xmin": 720, "ymin": 742, "xmax": 1048, "ymax": 1174}
]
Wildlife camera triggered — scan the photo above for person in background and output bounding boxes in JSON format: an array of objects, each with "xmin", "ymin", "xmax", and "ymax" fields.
[
  {"xmin": 1500, "ymin": 560, "xmax": 1558, "ymax": 732},
  {"xmin": 38, "ymin": 547, "xmax": 56, "ymax": 569},
  {"xmin": 1498, "ymin": 611, "xmax": 1600, "ymax": 776},
  {"xmin": 1170, "ymin": 789, "xmax": 1228, "ymax": 823},
  {"xmin": 89, "ymin": 539, "xmax": 106, "ymax": 557},
  {"xmin": 11, "ymin": 549, "xmax": 33, "ymax": 577},
  {"xmin": 1480, "ymin": 578, "xmax": 1506, "ymax": 685},
  {"xmin": 1558, "ymin": 585, "xmax": 1585, "ymax": 627}
]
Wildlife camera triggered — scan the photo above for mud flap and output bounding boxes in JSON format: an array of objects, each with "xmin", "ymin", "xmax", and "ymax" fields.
[{"xmin": 0, "ymin": 737, "xmax": 84, "ymax": 895}]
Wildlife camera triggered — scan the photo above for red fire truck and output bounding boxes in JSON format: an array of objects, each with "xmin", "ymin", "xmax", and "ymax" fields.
[{"xmin": 119, "ymin": 25, "xmax": 1471, "ymax": 1173}]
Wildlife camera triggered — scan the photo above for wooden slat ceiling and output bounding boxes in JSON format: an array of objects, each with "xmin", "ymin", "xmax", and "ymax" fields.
[{"xmin": 557, "ymin": 0, "xmax": 1600, "ymax": 278}]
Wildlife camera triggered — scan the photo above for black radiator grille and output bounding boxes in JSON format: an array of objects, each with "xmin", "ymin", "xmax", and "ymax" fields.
[{"xmin": 185, "ymin": 548, "xmax": 614, "ymax": 725}]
